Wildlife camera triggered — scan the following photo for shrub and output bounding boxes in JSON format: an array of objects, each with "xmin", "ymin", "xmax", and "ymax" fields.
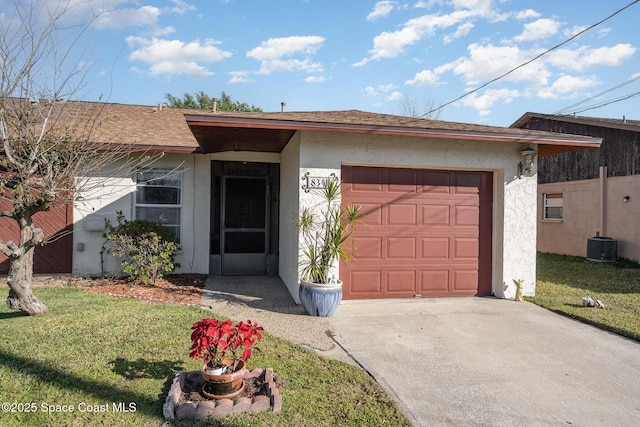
[{"xmin": 103, "ymin": 212, "xmax": 180, "ymax": 286}]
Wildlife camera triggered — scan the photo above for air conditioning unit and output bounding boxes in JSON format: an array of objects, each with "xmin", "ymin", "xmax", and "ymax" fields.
[{"xmin": 586, "ymin": 237, "xmax": 617, "ymax": 263}]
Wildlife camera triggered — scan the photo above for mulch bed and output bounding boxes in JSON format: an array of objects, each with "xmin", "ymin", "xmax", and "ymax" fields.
[{"xmin": 82, "ymin": 274, "xmax": 208, "ymax": 306}]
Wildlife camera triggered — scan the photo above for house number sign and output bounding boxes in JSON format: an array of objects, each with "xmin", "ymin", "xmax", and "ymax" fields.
[{"xmin": 301, "ymin": 172, "xmax": 337, "ymax": 193}]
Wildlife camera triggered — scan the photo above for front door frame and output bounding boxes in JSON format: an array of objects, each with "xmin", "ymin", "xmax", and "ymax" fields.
[{"xmin": 209, "ymin": 160, "xmax": 280, "ymax": 276}]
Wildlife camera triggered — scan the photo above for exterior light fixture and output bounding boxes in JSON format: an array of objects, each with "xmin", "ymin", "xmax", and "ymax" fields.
[{"xmin": 518, "ymin": 146, "xmax": 537, "ymax": 178}]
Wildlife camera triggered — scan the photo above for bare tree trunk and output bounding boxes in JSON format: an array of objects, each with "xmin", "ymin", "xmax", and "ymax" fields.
[{"xmin": 6, "ymin": 248, "xmax": 47, "ymax": 315}]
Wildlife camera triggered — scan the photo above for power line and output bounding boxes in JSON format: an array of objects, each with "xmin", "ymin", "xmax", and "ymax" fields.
[
  {"xmin": 553, "ymin": 74, "xmax": 640, "ymax": 115},
  {"xmin": 423, "ymin": 0, "xmax": 640, "ymax": 118},
  {"xmin": 570, "ymin": 90, "xmax": 640, "ymax": 115}
]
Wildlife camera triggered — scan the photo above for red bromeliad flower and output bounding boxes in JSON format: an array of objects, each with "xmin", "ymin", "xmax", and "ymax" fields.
[{"xmin": 190, "ymin": 318, "xmax": 263, "ymax": 370}]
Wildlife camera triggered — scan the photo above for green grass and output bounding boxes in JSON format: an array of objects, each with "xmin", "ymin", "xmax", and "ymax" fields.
[
  {"xmin": 530, "ymin": 252, "xmax": 640, "ymax": 341},
  {"xmin": 0, "ymin": 287, "xmax": 411, "ymax": 427}
]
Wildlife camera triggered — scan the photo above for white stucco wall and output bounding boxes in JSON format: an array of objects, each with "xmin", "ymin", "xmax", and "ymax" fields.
[
  {"xmin": 72, "ymin": 153, "xmax": 210, "ymax": 277},
  {"xmin": 284, "ymin": 130, "xmax": 538, "ymax": 298},
  {"xmin": 502, "ymin": 169, "xmax": 537, "ymax": 298},
  {"xmin": 278, "ymin": 133, "xmax": 302, "ymax": 302}
]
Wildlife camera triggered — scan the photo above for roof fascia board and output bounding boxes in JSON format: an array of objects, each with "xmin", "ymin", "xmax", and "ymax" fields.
[{"xmin": 186, "ymin": 115, "xmax": 601, "ymax": 147}]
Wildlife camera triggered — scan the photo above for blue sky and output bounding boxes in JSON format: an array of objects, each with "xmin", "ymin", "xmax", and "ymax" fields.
[{"xmin": 6, "ymin": 0, "xmax": 640, "ymax": 126}]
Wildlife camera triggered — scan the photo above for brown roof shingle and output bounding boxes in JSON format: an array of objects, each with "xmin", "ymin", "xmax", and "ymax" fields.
[
  {"xmin": 91, "ymin": 102, "xmax": 201, "ymax": 151},
  {"xmin": 46, "ymin": 102, "xmax": 601, "ymax": 156}
]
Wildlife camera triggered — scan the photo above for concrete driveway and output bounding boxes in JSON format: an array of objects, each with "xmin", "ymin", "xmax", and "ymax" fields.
[{"xmin": 330, "ymin": 297, "xmax": 640, "ymax": 427}]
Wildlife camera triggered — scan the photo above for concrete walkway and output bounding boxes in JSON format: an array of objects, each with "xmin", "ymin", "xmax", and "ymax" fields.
[
  {"xmin": 199, "ymin": 275, "xmax": 354, "ymax": 364},
  {"xmin": 330, "ymin": 297, "xmax": 640, "ymax": 427}
]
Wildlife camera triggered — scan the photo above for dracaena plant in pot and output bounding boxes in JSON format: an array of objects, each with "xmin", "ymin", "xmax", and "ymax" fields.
[
  {"xmin": 295, "ymin": 179, "xmax": 361, "ymax": 317},
  {"xmin": 189, "ymin": 318, "xmax": 263, "ymax": 399}
]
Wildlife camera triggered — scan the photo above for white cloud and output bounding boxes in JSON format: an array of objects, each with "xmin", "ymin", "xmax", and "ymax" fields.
[
  {"xmin": 452, "ymin": 43, "xmax": 550, "ymax": 87},
  {"xmin": 537, "ymin": 75, "xmax": 599, "ymax": 99},
  {"xmin": 514, "ymin": 9, "xmax": 541, "ymax": 20},
  {"xmin": 363, "ymin": 84, "xmax": 399, "ymax": 96},
  {"xmin": 451, "ymin": 0, "xmax": 493, "ymax": 16},
  {"xmin": 443, "ymin": 21, "xmax": 474, "ymax": 44},
  {"xmin": 563, "ymin": 24, "xmax": 588, "ymax": 38},
  {"xmin": 352, "ymin": 1, "xmax": 636, "ymax": 117},
  {"xmin": 405, "ymin": 69, "xmax": 440, "ymax": 86},
  {"xmin": 582, "ymin": 44, "xmax": 637, "ymax": 67},
  {"xmin": 228, "ymin": 71, "xmax": 252, "ymax": 84},
  {"xmin": 354, "ymin": 0, "xmax": 509, "ymax": 67},
  {"xmin": 461, "ymin": 88, "xmax": 519, "ymax": 115},
  {"xmin": 247, "ymin": 36, "xmax": 325, "ymax": 74},
  {"xmin": 367, "ymin": 1, "xmax": 396, "ymax": 21},
  {"xmin": 126, "ymin": 37, "xmax": 232, "ymax": 78},
  {"xmin": 513, "ymin": 18, "xmax": 560, "ymax": 42},
  {"xmin": 166, "ymin": 0, "xmax": 196, "ymax": 15},
  {"xmin": 355, "ymin": 10, "xmax": 476, "ymax": 66},
  {"xmin": 363, "ymin": 86, "xmax": 378, "ymax": 96},
  {"xmin": 546, "ymin": 44, "xmax": 636, "ymax": 72},
  {"xmin": 379, "ymin": 83, "xmax": 397, "ymax": 92},
  {"xmin": 29, "ymin": 0, "xmax": 189, "ymax": 30},
  {"xmin": 387, "ymin": 91, "xmax": 404, "ymax": 101},
  {"xmin": 305, "ymin": 75, "xmax": 327, "ymax": 83}
]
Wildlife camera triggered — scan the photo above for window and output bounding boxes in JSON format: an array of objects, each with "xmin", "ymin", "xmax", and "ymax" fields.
[
  {"xmin": 543, "ymin": 193, "xmax": 563, "ymax": 221},
  {"xmin": 135, "ymin": 168, "xmax": 182, "ymax": 240}
]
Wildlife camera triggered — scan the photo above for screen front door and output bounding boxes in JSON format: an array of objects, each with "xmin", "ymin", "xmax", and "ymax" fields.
[{"xmin": 221, "ymin": 176, "xmax": 268, "ymax": 274}]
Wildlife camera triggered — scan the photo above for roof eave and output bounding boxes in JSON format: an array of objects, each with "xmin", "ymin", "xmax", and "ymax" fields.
[{"xmin": 186, "ymin": 114, "xmax": 601, "ymax": 153}]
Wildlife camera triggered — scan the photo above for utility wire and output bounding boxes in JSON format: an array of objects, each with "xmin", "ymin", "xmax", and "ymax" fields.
[
  {"xmin": 553, "ymin": 74, "xmax": 640, "ymax": 115},
  {"xmin": 423, "ymin": 0, "xmax": 640, "ymax": 118},
  {"xmin": 570, "ymin": 90, "xmax": 640, "ymax": 115}
]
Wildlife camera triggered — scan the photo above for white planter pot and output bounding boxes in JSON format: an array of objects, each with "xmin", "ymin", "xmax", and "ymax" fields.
[{"xmin": 299, "ymin": 279, "xmax": 343, "ymax": 317}]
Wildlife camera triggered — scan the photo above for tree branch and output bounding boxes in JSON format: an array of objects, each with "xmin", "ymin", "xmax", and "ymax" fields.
[{"xmin": 0, "ymin": 241, "xmax": 13, "ymax": 258}]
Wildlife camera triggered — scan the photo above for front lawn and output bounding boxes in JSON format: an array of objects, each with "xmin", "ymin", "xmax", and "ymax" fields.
[
  {"xmin": 531, "ymin": 252, "xmax": 640, "ymax": 341},
  {"xmin": 0, "ymin": 286, "xmax": 410, "ymax": 427}
]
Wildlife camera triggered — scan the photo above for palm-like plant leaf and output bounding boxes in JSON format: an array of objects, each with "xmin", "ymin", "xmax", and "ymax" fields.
[{"xmin": 295, "ymin": 179, "xmax": 362, "ymax": 283}]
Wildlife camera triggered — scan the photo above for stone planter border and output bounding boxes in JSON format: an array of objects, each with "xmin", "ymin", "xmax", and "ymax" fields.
[{"xmin": 163, "ymin": 367, "xmax": 281, "ymax": 421}]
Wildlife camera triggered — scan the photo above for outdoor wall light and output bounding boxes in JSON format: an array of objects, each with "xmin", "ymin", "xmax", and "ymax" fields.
[
  {"xmin": 518, "ymin": 146, "xmax": 537, "ymax": 178},
  {"xmin": 623, "ymin": 195, "xmax": 630, "ymax": 202}
]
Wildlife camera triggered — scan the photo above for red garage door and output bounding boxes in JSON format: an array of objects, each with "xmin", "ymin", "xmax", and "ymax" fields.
[
  {"xmin": 0, "ymin": 202, "xmax": 73, "ymax": 275},
  {"xmin": 341, "ymin": 166, "xmax": 492, "ymax": 299}
]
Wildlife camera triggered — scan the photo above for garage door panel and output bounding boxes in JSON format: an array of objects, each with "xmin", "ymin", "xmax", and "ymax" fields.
[
  {"xmin": 350, "ymin": 168, "xmax": 383, "ymax": 192},
  {"xmin": 420, "ymin": 270, "xmax": 450, "ymax": 294},
  {"xmin": 453, "ymin": 270, "xmax": 480, "ymax": 292},
  {"xmin": 358, "ymin": 203, "xmax": 383, "ymax": 225},
  {"xmin": 422, "ymin": 204, "xmax": 450, "ymax": 226},
  {"xmin": 387, "ymin": 204, "xmax": 417, "ymax": 226},
  {"xmin": 352, "ymin": 237, "xmax": 383, "ymax": 260},
  {"xmin": 421, "ymin": 237, "xmax": 449, "ymax": 259},
  {"xmin": 454, "ymin": 205, "xmax": 480, "ymax": 226},
  {"xmin": 420, "ymin": 171, "xmax": 451, "ymax": 194},
  {"xmin": 342, "ymin": 166, "xmax": 492, "ymax": 300},
  {"xmin": 350, "ymin": 271, "xmax": 382, "ymax": 294},
  {"xmin": 386, "ymin": 270, "xmax": 416, "ymax": 293},
  {"xmin": 454, "ymin": 238, "xmax": 479, "ymax": 259},
  {"xmin": 454, "ymin": 172, "xmax": 482, "ymax": 193},
  {"xmin": 387, "ymin": 237, "xmax": 416, "ymax": 259},
  {"xmin": 387, "ymin": 169, "xmax": 418, "ymax": 192}
]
